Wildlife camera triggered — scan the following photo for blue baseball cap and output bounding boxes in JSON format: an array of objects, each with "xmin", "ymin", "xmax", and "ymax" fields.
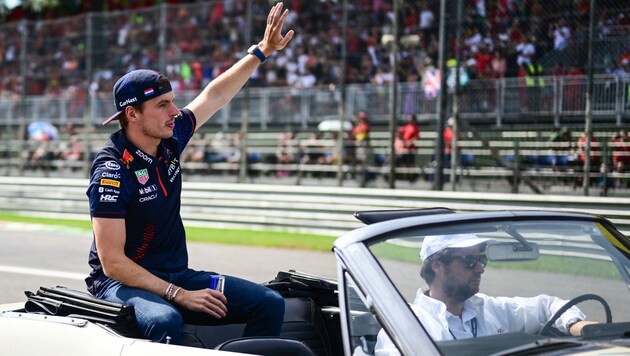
[{"xmin": 103, "ymin": 69, "xmax": 173, "ymax": 125}]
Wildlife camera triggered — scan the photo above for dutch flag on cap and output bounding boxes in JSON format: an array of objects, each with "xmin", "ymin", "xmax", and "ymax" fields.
[{"xmin": 144, "ymin": 88, "xmax": 155, "ymax": 97}]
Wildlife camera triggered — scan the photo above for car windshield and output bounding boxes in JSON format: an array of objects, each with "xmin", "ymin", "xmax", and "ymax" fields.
[{"xmin": 347, "ymin": 217, "xmax": 630, "ymax": 355}]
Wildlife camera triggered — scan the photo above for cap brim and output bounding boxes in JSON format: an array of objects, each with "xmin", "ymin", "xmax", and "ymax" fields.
[
  {"xmin": 102, "ymin": 111, "xmax": 122, "ymax": 126},
  {"xmin": 449, "ymin": 238, "xmax": 496, "ymax": 249}
]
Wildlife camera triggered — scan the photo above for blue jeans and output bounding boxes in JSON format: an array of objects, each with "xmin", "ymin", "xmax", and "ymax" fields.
[{"xmin": 96, "ymin": 269, "xmax": 285, "ymax": 344}]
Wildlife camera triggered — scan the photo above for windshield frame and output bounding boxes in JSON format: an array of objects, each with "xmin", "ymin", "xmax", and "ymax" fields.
[{"xmin": 333, "ymin": 210, "xmax": 630, "ymax": 355}]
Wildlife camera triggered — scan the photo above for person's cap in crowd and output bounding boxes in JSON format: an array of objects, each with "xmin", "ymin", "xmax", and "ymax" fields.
[
  {"xmin": 103, "ymin": 69, "xmax": 172, "ymax": 126},
  {"xmin": 420, "ymin": 233, "xmax": 496, "ymax": 261}
]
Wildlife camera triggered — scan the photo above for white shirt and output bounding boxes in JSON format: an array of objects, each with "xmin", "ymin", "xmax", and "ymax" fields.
[
  {"xmin": 419, "ymin": 9, "xmax": 435, "ymax": 29},
  {"xmin": 374, "ymin": 289, "xmax": 586, "ymax": 356},
  {"xmin": 516, "ymin": 42, "xmax": 536, "ymax": 66},
  {"xmin": 553, "ymin": 26, "xmax": 571, "ymax": 51}
]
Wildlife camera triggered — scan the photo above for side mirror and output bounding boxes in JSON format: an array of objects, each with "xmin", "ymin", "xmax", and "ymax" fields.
[{"xmin": 487, "ymin": 242, "xmax": 539, "ymax": 262}]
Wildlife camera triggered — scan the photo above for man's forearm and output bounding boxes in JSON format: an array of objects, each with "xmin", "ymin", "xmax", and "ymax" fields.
[
  {"xmin": 103, "ymin": 256, "xmax": 170, "ymax": 298},
  {"xmin": 568, "ymin": 320, "xmax": 598, "ymax": 336},
  {"xmin": 186, "ymin": 53, "xmax": 263, "ymax": 125}
]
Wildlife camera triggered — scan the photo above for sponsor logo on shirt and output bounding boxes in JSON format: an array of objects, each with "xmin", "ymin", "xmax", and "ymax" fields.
[
  {"xmin": 167, "ymin": 158, "xmax": 179, "ymax": 175},
  {"xmin": 121, "ymin": 149, "xmax": 134, "ymax": 169},
  {"xmin": 168, "ymin": 158, "xmax": 180, "ymax": 183},
  {"xmin": 99, "ymin": 194, "xmax": 118, "ymax": 203},
  {"xmin": 169, "ymin": 166, "xmax": 180, "ymax": 183},
  {"xmin": 100, "ymin": 178, "xmax": 120, "ymax": 188},
  {"xmin": 138, "ymin": 184, "xmax": 157, "ymax": 195},
  {"xmin": 98, "ymin": 187, "xmax": 120, "ymax": 194},
  {"xmin": 135, "ymin": 149, "xmax": 153, "ymax": 164},
  {"xmin": 101, "ymin": 171, "xmax": 121, "ymax": 179},
  {"xmin": 135, "ymin": 168, "xmax": 149, "ymax": 185},
  {"xmin": 104, "ymin": 161, "xmax": 121, "ymax": 170},
  {"xmin": 139, "ymin": 193, "xmax": 158, "ymax": 203}
]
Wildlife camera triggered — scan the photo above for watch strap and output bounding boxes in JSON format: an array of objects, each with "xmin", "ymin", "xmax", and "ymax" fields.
[{"xmin": 248, "ymin": 46, "xmax": 267, "ymax": 63}]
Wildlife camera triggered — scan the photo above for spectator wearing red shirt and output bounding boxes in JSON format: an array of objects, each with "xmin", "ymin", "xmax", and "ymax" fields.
[
  {"xmin": 577, "ymin": 131, "xmax": 600, "ymax": 169},
  {"xmin": 396, "ymin": 114, "xmax": 420, "ymax": 165},
  {"xmin": 352, "ymin": 111, "xmax": 371, "ymax": 162},
  {"xmin": 441, "ymin": 117, "xmax": 462, "ymax": 183},
  {"xmin": 491, "ymin": 49, "xmax": 507, "ymax": 78},
  {"xmin": 443, "ymin": 117, "xmax": 461, "ymax": 157},
  {"xmin": 474, "ymin": 45, "xmax": 494, "ymax": 79},
  {"xmin": 395, "ymin": 114, "xmax": 420, "ymax": 183}
]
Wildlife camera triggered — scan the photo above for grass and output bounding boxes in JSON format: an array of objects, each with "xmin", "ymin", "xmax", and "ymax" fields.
[
  {"xmin": 2, "ymin": 211, "xmax": 621, "ymax": 278},
  {"xmin": 0, "ymin": 212, "xmax": 336, "ymax": 252},
  {"xmin": 0, "ymin": 213, "xmax": 94, "ymax": 230}
]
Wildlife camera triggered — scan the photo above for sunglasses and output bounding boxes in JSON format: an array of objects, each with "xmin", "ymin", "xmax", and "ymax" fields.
[{"xmin": 443, "ymin": 254, "xmax": 488, "ymax": 269}]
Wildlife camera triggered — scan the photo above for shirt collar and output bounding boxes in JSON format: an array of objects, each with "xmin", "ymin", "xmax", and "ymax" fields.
[
  {"xmin": 114, "ymin": 130, "xmax": 158, "ymax": 168},
  {"xmin": 414, "ymin": 289, "xmax": 482, "ymax": 322}
]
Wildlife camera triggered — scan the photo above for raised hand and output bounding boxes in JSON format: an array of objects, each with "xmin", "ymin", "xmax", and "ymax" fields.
[{"xmin": 259, "ymin": 2, "xmax": 295, "ymax": 56}]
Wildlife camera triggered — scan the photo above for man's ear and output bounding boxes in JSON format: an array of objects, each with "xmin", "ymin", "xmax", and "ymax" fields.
[
  {"xmin": 125, "ymin": 106, "xmax": 139, "ymax": 122},
  {"xmin": 432, "ymin": 260, "xmax": 446, "ymax": 277}
]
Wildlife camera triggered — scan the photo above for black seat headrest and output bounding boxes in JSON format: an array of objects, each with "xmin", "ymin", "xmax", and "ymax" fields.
[{"xmin": 216, "ymin": 336, "xmax": 317, "ymax": 356}]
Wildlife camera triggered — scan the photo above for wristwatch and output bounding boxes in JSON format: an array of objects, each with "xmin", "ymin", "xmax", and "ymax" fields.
[{"xmin": 247, "ymin": 45, "xmax": 267, "ymax": 63}]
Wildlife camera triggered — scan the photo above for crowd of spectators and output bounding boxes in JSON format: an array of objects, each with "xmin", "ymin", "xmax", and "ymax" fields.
[{"xmin": 1, "ymin": 0, "xmax": 630, "ymax": 102}]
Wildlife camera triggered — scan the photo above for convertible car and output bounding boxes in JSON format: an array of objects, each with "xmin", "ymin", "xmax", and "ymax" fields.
[{"xmin": 2, "ymin": 208, "xmax": 630, "ymax": 355}]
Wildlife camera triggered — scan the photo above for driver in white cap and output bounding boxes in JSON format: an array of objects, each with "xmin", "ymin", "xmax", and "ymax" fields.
[{"xmin": 375, "ymin": 233, "xmax": 595, "ymax": 355}]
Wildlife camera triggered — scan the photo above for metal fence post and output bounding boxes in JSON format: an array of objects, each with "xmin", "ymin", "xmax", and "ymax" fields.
[
  {"xmin": 512, "ymin": 140, "xmax": 520, "ymax": 194},
  {"xmin": 496, "ymin": 79, "xmax": 503, "ymax": 128},
  {"xmin": 17, "ymin": 19, "xmax": 28, "ymax": 176},
  {"xmin": 553, "ymin": 77, "xmax": 560, "ymax": 127},
  {"xmin": 261, "ymin": 91, "xmax": 269, "ymax": 130}
]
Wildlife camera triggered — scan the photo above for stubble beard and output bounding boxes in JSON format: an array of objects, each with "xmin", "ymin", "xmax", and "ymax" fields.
[
  {"xmin": 443, "ymin": 270, "xmax": 479, "ymax": 303},
  {"xmin": 142, "ymin": 121, "xmax": 173, "ymax": 140}
]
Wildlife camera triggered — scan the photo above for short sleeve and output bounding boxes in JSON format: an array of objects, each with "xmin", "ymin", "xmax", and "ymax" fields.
[
  {"xmin": 172, "ymin": 108, "xmax": 197, "ymax": 153},
  {"xmin": 87, "ymin": 158, "xmax": 133, "ymax": 219}
]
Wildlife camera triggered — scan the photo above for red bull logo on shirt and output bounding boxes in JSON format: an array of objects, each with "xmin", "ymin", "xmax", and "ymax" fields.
[{"xmin": 121, "ymin": 149, "xmax": 134, "ymax": 169}]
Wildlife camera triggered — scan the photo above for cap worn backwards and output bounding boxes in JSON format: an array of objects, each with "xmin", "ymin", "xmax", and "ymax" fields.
[
  {"xmin": 420, "ymin": 233, "xmax": 496, "ymax": 262},
  {"xmin": 103, "ymin": 69, "xmax": 173, "ymax": 126}
]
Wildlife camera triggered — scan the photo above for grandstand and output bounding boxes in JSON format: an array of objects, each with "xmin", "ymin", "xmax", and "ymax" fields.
[{"xmin": 0, "ymin": 0, "xmax": 629, "ymax": 196}]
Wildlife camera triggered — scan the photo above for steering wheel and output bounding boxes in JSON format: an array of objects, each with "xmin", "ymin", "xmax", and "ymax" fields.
[{"xmin": 538, "ymin": 294, "xmax": 612, "ymax": 336}]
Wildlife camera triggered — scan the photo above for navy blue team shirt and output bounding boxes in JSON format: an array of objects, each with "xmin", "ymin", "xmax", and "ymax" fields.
[{"xmin": 86, "ymin": 108, "xmax": 197, "ymax": 294}]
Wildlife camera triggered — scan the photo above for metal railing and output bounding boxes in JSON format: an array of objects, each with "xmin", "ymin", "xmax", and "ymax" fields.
[
  {"xmin": 0, "ymin": 74, "xmax": 629, "ymax": 133},
  {"xmin": 0, "ymin": 177, "xmax": 628, "ymax": 237}
]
